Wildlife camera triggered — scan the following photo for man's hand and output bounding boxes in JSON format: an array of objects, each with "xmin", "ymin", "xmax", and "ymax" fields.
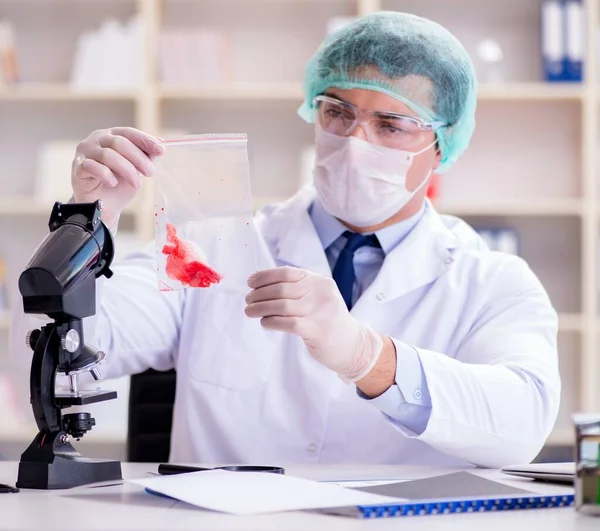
[
  {"xmin": 72, "ymin": 127, "xmax": 164, "ymax": 231},
  {"xmin": 245, "ymin": 266, "xmax": 386, "ymax": 383}
]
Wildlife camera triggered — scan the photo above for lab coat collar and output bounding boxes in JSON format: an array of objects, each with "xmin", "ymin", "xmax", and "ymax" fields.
[
  {"xmin": 263, "ymin": 187, "xmax": 460, "ymax": 304},
  {"xmin": 352, "ymin": 200, "xmax": 460, "ymax": 313}
]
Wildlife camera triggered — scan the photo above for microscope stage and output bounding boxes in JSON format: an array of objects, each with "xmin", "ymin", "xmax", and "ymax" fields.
[{"xmin": 55, "ymin": 389, "xmax": 117, "ymax": 407}]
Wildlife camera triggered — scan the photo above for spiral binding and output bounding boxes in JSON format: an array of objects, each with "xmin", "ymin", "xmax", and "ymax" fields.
[{"xmin": 357, "ymin": 494, "xmax": 575, "ymax": 518}]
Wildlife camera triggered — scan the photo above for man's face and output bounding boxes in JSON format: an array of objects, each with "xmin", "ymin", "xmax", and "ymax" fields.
[{"xmin": 323, "ymin": 87, "xmax": 441, "ymax": 194}]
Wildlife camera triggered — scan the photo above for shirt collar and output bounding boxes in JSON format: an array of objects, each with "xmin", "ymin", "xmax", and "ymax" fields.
[
  {"xmin": 309, "ymin": 197, "xmax": 427, "ymax": 255},
  {"xmin": 375, "ymin": 201, "xmax": 427, "ymax": 254},
  {"xmin": 309, "ymin": 197, "xmax": 348, "ymax": 250}
]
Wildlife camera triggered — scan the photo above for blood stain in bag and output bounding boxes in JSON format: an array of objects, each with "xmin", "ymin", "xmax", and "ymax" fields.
[{"xmin": 161, "ymin": 223, "xmax": 222, "ymax": 288}]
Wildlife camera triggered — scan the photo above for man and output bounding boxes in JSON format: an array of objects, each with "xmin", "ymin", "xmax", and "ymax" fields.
[{"xmin": 14, "ymin": 12, "xmax": 560, "ymax": 467}]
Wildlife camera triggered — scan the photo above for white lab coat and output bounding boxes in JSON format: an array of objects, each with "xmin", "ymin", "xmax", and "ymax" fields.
[{"xmin": 11, "ymin": 186, "xmax": 561, "ymax": 468}]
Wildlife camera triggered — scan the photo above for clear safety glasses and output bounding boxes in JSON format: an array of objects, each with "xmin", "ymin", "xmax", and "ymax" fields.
[{"xmin": 314, "ymin": 95, "xmax": 446, "ymax": 151}]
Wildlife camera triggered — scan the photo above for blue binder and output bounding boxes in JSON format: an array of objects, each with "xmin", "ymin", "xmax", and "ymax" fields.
[
  {"xmin": 542, "ymin": 0, "xmax": 567, "ymax": 81},
  {"xmin": 322, "ymin": 493, "xmax": 575, "ymax": 518},
  {"xmin": 542, "ymin": 0, "xmax": 584, "ymax": 82},
  {"xmin": 319, "ymin": 471, "xmax": 575, "ymax": 518},
  {"xmin": 564, "ymin": 0, "xmax": 584, "ymax": 82}
]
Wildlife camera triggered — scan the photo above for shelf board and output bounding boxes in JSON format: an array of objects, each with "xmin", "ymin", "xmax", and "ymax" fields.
[
  {"xmin": 546, "ymin": 428, "xmax": 574, "ymax": 446},
  {"xmin": 478, "ymin": 82, "xmax": 584, "ymax": 101},
  {"xmin": 159, "ymin": 82, "xmax": 583, "ymax": 102},
  {"xmin": 159, "ymin": 83, "xmax": 304, "ymax": 101},
  {"xmin": 436, "ymin": 198, "xmax": 583, "ymax": 217},
  {"xmin": 0, "ymin": 83, "xmax": 584, "ymax": 103},
  {"xmin": 558, "ymin": 313, "xmax": 584, "ymax": 332},
  {"xmin": 0, "ymin": 426, "xmax": 125, "ymax": 444},
  {"xmin": 252, "ymin": 197, "xmax": 584, "ymax": 217},
  {"xmin": 253, "ymin": 196, "xmax": 289, "ymax": 211},
  {"xmin": 0, "ymin": 197, "xmax": 55, "ymax": 215},
  {"xmin": 0, "ymin": 84, "xmax": 138, "ymax": 102},
  {"xmin": 0, "ymin": 197, "xmax": 136, "ymax": 216}
]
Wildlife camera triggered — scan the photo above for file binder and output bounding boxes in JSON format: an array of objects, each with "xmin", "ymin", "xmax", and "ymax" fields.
[
  {"xmin": 542, "ymin": 0, "xmax": 567, "ymax": 81},
  {"xmin": 322, "ymin": 493, "xmax": 575, "ymax": 518},
  {"xmin": 320, "ymin": 471, "xmax": 576, "ymax": 518},
  {"xmin": 564, "ymin": 0, "xmax": 584, "ymax": 82}
]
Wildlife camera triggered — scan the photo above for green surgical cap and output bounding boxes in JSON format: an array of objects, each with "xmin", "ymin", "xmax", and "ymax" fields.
[{"xmin": 298, "ymin": 11, "xmax": 477, "ymax": 173}]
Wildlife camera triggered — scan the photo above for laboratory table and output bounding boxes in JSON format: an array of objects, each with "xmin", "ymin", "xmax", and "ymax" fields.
[{"xmin": 0, "ymin": 461, "xmax": 596, "ymax": 530}]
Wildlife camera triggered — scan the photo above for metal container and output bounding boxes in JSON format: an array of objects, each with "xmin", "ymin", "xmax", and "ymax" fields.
[{"xmin": 574, "ymin": 413, "xmax": 600, "ymax": 516}]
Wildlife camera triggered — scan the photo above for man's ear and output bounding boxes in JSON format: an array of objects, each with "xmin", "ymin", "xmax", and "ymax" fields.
[{"xmin": 432, "ymin": 143, "xmax": 442, "ymax": 171}]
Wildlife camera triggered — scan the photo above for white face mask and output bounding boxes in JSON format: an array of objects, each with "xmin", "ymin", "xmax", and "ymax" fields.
[{"xmin": 313, "ymin": 127, "xmax": 436, "ymax": 227}]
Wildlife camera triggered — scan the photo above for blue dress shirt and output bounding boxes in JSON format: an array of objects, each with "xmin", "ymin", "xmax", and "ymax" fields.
[{"xmin": 309, "ymin": 198, "xmax": 432, "ymax": 435}]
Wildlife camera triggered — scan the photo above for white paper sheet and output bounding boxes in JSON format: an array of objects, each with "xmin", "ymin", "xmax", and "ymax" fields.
[{"xmin": 130, "ymin": 470, "xmax": 402, "ymax": 515}]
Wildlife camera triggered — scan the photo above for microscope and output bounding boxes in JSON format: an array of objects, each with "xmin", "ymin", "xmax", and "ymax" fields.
[{"xmin": 16, "ymin": 200, "xmax": 122, "ymax": 489}]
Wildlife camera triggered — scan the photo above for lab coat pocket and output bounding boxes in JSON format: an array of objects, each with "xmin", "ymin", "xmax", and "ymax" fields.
[{"xmin": 187, "ymin": 287, "xmax": 280, "ymax": 391}]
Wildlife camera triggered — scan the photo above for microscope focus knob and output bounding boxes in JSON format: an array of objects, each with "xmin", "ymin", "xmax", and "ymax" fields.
[
  {"xmin": 25, "ymin": 329, "xmax": 41, "ymax": 351},
  {"xmin": 61, "ymin": 329, "xmax": 81, "ymax": 353}
]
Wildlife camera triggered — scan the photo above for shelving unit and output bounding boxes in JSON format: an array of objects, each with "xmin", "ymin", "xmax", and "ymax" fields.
[
  {"xmin": 0, "ymin": 0, "xmax": 598, "ymax": 455},
  {"xmin": 559, "ymin": 313, "xmax": 586, "ymax": 333},
  {"xmin": 0, "ymin": 81, "xmax": 591, "ymax": 104},
  {"xmin": 159, "ymin": 83, "xmax": 304, "ymax": 101},
  {"xmin": 477, "ymin": 82, "xmax": 585, "ymax": 101},
  {"xmin": 438, "ymin": 199, "xmax": 585, "ymax": 217},
  {"xmin": 0, "ymin": 84, "xmax": 139, "ymax": 102},
  {"xmin": 0, "ymin": 196, "xmax": 139, "ymax": 216}
]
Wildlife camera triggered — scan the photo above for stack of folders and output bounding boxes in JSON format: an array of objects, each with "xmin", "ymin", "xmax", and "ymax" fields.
[
  {"xmin": 158, "ymin": 28, "xmax": 233, "ymax": 86},
  {"xmin": 319, "ymin": 471, "xmax": 574, "ymax": 519},
  {"xmin": 0, "ymin": 19, "xmax": 18, "ymax": 85},
  {"xmin": 70, "ymin": 17, "xmax": 143, "ymax": 91},
  {"xmin": 325, "ymin": 493, "xmax": 574, "ymax": 518},
  {"xmin": 541, "ymin": 0, "xmax": 584, "ymax": 82},
  {"xmin": 133, "ymin": 469, "xmax": 575, "ymax": 519}
]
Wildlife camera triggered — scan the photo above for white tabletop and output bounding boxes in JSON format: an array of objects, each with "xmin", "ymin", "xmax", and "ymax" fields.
[{"xmin": 0, "ymin": 461, "xmax": 596, "ymax": 530}]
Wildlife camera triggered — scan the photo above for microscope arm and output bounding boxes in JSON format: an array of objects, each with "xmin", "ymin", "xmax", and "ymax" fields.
[{"xmin": 27, "ymin": 325, "xmax": 61, "ymax": 435}]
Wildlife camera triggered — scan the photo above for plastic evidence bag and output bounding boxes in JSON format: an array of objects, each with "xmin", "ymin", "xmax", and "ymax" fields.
[{"xmin": 153, "ymin": 134, "xmax": 257, "ymax": 291}]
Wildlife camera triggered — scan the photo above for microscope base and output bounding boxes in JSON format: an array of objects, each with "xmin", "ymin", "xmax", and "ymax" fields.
[
  {"xmin": 16, "ymin": 431, "xmax": 123, "ymax": 490},
  {"xmin": 17, "ymin": 457, "xmax": 122, "ymax": 490}
]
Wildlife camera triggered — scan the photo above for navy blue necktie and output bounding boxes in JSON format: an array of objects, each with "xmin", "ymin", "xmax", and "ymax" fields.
[{"xmin": 332, "ymin": 230, "xmax": 381, "ymax": 310}]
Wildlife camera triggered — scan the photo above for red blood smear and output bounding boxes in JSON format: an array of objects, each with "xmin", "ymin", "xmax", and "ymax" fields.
[{"xmin": 161, "ymin": 223, "xmax": 222, "ymax": 288}]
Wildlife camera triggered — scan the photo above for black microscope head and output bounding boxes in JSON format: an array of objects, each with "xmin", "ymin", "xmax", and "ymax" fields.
[{"xmin": 18, "ymin": 201, "xmax": 114, "ymax": 321}]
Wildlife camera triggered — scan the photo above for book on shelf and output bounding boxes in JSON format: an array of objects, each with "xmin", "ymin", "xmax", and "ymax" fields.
[
  {"xmin": 34, "ymin": 140, "xmax": 80, "ymax": 204},
  {"xmin": 158, "ymin": 28, "xmax": 233, "ymax": 86},
  {"xmin": 475, "ymin": 227, "xmax": 520, "ymax": 255},
  {"xmin": 70, "ymin": 16, "xmax": 143, "ymax": 91},
  {"xmin": 0, "ymin": 18, "xmax": 19, "ymax": 85},
  {"xmin": 541, "ymin": 0, "xmax": 584, "ymax": 82}
]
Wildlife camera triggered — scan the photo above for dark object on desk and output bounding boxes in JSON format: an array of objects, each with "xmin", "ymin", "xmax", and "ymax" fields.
[
  {"xmin": 15, "ymin": 201, "xmax": 122, "ymax": 490},
  {"xmin": 158, "ymin": 463, "xmax": 285, "ymax": 475},
  {"xmin": 502, "ymin": 462, "xmax": 575, "ymax": 485},
  {"xmin": 573, "ymin": 415, "xmax": 600, "ymax": 516},
  {"xmin": 355, "ymin": 471, "xmax": 533, "ymax": 499},
  {"xmin": 127, "ymin": 369, "xmax": 176, "ymax": 462},
  {"xmin": 0, "ymin": 483, "xmax": 19, "ymax": 493}
]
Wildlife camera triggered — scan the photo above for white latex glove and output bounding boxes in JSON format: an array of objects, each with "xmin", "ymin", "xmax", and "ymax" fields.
[
  {"xmin": 245, "ymin": 266, "xmax": 384, "ymax": 382},
  {"xmin": 72, "ymin": 127, "xmax": 164, "ymax": 230}
]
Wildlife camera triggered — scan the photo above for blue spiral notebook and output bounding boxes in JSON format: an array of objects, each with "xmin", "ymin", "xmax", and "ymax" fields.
[{"xmin": 319, "ymin": 471, "xmax": 575, "ymax": 518}]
